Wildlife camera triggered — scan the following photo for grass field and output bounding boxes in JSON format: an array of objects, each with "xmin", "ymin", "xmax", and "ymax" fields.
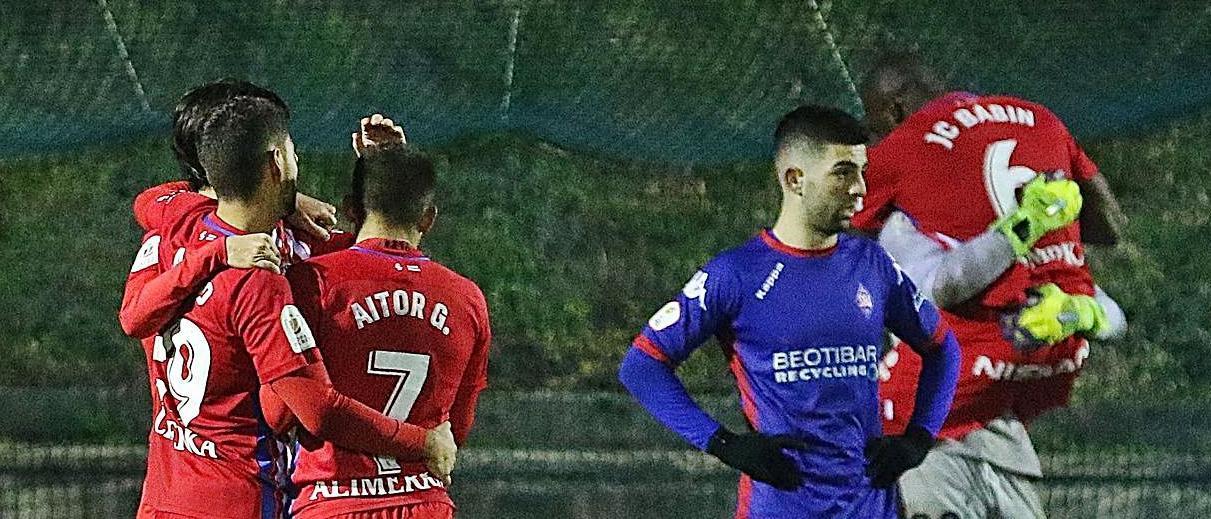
[{"xmin": 2, "ymin": 113, "xmax": 1210, "ymax": 403}]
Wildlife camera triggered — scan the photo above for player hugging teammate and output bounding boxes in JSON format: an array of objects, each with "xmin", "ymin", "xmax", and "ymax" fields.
[
  {"xmin": 857, "ymin": 50, "xmax": 1128, "ymax": 518},
  {"xmin": 119, "ymin": 80, "xmax": 489, "ymax": 519}
]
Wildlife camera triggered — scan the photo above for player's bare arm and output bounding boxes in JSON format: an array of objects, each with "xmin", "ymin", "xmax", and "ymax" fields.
[
  {"xmin": 288, "ymin": 193, "xmax": 339, "ymax": 242},
  {"xmin": 1076, "ymin": 174, "xmax": 1127, "ymax": 245}
]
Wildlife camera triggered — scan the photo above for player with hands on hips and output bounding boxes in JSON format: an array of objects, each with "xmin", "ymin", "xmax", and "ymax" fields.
[{"xmin": 619, "ymin": 105, "xmax": 960, "ymax": 518}]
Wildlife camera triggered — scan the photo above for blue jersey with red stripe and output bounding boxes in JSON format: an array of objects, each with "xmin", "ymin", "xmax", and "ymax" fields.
[{"xmin": 632, "ymin": 230, "xmax": 947, "ymax": 518}]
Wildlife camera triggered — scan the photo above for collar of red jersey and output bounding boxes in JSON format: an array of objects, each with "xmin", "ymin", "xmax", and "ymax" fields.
[
  {"xmin": 202, "ymin": 212, "xmax": 247, "ymax": 237},
  {"xmin": 350, "ymin": 238, "xmax": 428, "ymax": 261}
]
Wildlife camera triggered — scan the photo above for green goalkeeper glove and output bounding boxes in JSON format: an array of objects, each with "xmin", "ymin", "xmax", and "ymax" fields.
[
  {"xmin": 1006, "ymin": 283, "xmax": 1110, "ymax": 349},
  {"xmin": 992, "ymin": 173, "xmax": 1083, "ymax": 257}
]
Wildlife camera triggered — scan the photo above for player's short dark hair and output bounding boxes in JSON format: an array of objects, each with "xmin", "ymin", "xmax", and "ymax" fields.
[
  {"xmin": 774, "ymin": 105, "xmax": 869, "ymax": 154},
  {"xmin": 172, "ymin": 80, "xmax": 289, "ymax": 190},
  {"xmin": 353, "ymin": 143, "xmax": 436, "ymax": 228},
  {"xmin": 196, "ymin": 95, "xmax": 291, "ymax": 201}
]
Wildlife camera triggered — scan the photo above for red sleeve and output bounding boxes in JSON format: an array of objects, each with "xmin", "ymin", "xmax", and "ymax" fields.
[
  {"xmin": 258, "ymin": 383, "xmax": 297, "ymax": 435},
  {"xmin": 267, "ymin": 362, "xmax": 429, "ymax": 458},
  {"xmin": 851, "ymin": 143, "xmax": 899, "ymax": 232},
  {"xmin": 132, "ymin": 181, "xmax": 196, "ymax": 232},
  {"xmin": 450, "ymin": 290, "xmax": 491, "ymax": 445},
  {"xmin": 285, "ymin": 261, "xmax": 325, "ymax": 324},
  {"xmin": 118, "ymin": 234, "xmax": 229, "ymax": 339},
  {"xmin": 229, "ymin": 270, "xmax": 319, "ymax": 384}
]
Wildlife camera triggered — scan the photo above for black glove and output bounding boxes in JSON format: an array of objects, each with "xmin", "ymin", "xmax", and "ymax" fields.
[
  {"xmin": 864, "ymin": 424, "xmax": 934, "ymax": 488},
  {"xmin": 706, "ymin": 427, "xmax": 808, "ymax": 491}
]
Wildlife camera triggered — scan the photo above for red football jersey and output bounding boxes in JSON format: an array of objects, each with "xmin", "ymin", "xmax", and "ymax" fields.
[
  {"xmin": 858, "ymin": 92, "xmax": 1098, "ymax": 438},
  {"xmin": 137, "ymin": 211, "xmax": 321, "ymax": 519},
  {"xmin": 123, "ymin": 182, "xmax": 356, "ymax": 341},
  {"xmin": 285, "ymin": 238, "xmax": 491, "ymax": 519}
]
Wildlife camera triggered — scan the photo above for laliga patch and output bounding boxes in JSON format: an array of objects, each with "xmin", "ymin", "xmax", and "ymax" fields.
[
  {"xmin": 648, "ymin": 301, "xmax": 681, "ymax": 331},
  {"xmin": 280, "ymin": 304, "xmax": 316, "ymax": 353},
  {"xmin": 130, "ymin": 235, "xmax": 161, "ymax": 272}
]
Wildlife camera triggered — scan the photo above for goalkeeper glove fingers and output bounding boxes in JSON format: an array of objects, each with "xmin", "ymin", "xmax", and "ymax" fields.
[
  {"xmin": 992, "ymin": 172, "xmax": 1083, "ymax": 257},
  {"xmin": 864, "ymin": 424, "xmax": 934, "ymax": 488},
  {"xmin": 1005, "ymin": 283, "xmax": 1110, "ymax": 349},
  {"xmin": 706, "ymin": 427, "xmax": 808, "ymax": 491}
]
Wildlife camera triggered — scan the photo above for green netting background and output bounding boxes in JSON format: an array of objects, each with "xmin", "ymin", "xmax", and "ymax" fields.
[
  {"xmin": 5, "ymin": 1, "xmax": 1211, "ymax": 161},
  {"xmin": 3, "ymin": 1, "xmax": 1211, "ymax": 517}
]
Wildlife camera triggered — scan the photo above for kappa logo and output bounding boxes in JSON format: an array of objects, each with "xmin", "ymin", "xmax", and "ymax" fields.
[
  {"xmin": 855, "ymin": 283, "xmax": 873, "ymax": 318},
  {"xmin": 755, "ymin": 262, "xmax": 784, "ymax": 300},
  {"xmin": 682, "ymin": 271, "xmax": 708, "ymax": 309}
]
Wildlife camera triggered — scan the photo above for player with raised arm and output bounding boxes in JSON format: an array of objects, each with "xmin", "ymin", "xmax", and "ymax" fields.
[
  {"xmin": 855, "ymin": 50, "xmax": 1128, "ymax": 518},
  {"xmin": 277, "ymin": 134, "xmax": 491, "ymax": 519},
  {"xmin": 129, "ymin": 95, "xmax": 454, "ymax": 519},
  {"xmin": 121, "ymin": 80, "xmax": 358, "ymax": 341},
  {"xmin": 618, "ymin": 105, "xmax": 961, "ymax": 518}
]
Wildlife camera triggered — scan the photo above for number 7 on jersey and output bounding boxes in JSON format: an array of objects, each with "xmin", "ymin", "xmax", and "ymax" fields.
[{"xmin": 367, "ymin": 350, "xmax": 431, "ymax": 474}]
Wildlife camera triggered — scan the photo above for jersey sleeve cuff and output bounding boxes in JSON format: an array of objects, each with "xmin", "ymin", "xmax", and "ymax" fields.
[{"xmin": 632, "ymin": 334, "xmax": 671, "ymax": 364}]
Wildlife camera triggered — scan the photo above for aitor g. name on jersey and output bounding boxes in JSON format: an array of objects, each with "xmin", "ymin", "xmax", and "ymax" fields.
[{"xmin": 287, "ymin": 238, "xmax": 491, "ymax": 519}]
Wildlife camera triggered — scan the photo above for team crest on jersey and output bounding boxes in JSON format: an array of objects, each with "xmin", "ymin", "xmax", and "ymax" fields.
[
  {"xmin": 855, "ymin": 283, "xmax": 873, "ymax": 318},
  {"xmin": 280, "ymin": 305, "xmax": 317, "ymax": 353}
]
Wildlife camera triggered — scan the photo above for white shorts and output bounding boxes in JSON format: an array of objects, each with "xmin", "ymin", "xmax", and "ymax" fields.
[{"xmin": 899, "ymin": 447, "xmax": 1045, "ymax": 519}]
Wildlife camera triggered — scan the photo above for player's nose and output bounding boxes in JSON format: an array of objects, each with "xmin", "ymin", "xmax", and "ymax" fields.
[{"xmin": 850, "ymin": 173, "xmax": 867, "ymax": 197}]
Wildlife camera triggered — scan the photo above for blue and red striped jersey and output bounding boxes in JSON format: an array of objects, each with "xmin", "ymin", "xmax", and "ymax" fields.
[{"xmin": 632, "ymin": 229, "xmax": 948, "ymax": 518}]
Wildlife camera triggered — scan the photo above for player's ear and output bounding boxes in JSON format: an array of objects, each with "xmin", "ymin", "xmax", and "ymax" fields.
[
  {"xmin": 268, "ymin": 148, "xmax": 286, "ymax": 183},
  {"xmin": 781, "ymin": 167, "xmax": 804, "ymax": 195},
  {"xmin": 418, "ymin": 204, "xmax": 437, "ymax": 234}
]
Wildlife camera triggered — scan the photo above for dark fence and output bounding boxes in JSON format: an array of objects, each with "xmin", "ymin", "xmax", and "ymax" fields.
[
  {"xmin": 3, "ymin": 392, "xmax": 1210, "ymax": 518},
  {"xmin": 4, "ymin": 443, "xmax": 1210, "ymax": 518}
]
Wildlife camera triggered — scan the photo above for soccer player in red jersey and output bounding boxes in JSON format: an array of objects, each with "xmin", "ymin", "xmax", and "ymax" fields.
[
  {"xmin": 854, "ymin": 50, "xmax": 1127, "ymax": 517},
  {"xmin": 278, "ymin": 138, "xmax": 491, "ymax": 519},
  {"xmin": 126, "ymin": 94, "xmax": 456, "ymax": 519},
  {"xmin": 121, "ymin": 80, "xmax": 357, "ymax": 342}
]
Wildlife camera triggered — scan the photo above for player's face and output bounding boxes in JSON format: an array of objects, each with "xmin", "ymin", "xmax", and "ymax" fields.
[
  {"xmin": 799, "ymin": 143, "xmax": 867, "ymax": 234},
  {"xmin": 861, "ymin": 88, "xmax": 901, "ymax": 142}
]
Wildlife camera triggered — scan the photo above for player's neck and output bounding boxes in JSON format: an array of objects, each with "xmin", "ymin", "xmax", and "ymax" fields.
[
  {"xmin": 215, "ymin": 199, "xmax": 279, "ymax": 234},
  {"xmin": 771, "ymin": 212, "xmax": 837, "ymax": 251},
  {"xmin": 198, "ymin": 186, "xmax": 217, "ymax": 199},
  {"xmin": 357, "ymin": 215, "xmax": 422, "ymax": 248}
]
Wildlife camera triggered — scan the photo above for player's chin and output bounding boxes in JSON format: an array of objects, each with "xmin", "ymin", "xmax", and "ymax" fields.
[{"xmin": 834, "ymin": 214, "xmax": 855, "ymax": 230}]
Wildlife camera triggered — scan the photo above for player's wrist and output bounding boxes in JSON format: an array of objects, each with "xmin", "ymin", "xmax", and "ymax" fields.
[
  {"xmin": 1069, "ymin": 294, "xmax": 1109, "ymax": 336},
  {"xmin": 991, "ymin": 212, "xmax": 1034, "ymax": 256},
  {"xmin": 903, "ymin": 423, "xmax": 935, "ymax": 450},
  {"xmin": 393, "ymin": 421, "xmax": 428, "ymax": 456},
  {"xmin": 705, "ymin": 426, "xmax": 736, "ymax": 455},
  {"xmin": 211, "ymin": 236, "xmax": 229, "ymax": 265}
]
